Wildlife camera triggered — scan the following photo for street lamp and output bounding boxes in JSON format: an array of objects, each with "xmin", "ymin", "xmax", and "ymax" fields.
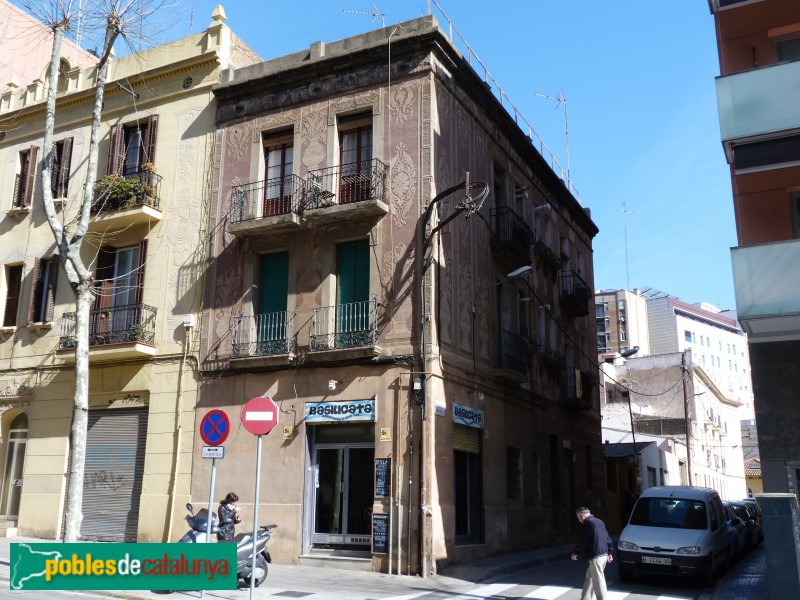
[{"xmin": 471, "ymin": 265, "xmax": 534, "ymax": 314}]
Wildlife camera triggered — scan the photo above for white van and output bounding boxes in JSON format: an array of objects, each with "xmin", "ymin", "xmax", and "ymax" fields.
[{"xmin": 617, "ymin": 486, "xmax": 730, "ymax": 583}]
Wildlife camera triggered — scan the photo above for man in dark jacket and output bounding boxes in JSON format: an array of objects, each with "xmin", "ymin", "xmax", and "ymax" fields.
[{"xmin": 571, "ymin": 507, "xmax": 613, "ymax": 600}]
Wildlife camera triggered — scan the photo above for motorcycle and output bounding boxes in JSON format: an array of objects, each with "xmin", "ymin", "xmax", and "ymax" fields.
[{"xmin": 181, "ymin": 503, "xmax": 277, "ymax": 588}]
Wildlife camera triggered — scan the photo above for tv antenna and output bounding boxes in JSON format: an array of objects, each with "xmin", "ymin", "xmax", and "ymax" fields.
[
  {"xmin": 536, "ymin": 90, "xmax": 571, "ymax": 187},
  {"xmin": 344, "ymin": 3, "xmax": 385, "ymax": 28}
]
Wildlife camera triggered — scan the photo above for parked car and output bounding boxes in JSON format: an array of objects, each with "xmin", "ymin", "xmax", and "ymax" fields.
[
  {"xmin": 732, "ymin": 501, "xmax": 762, "ymax": 548},
  {"xmin": 617, "ymin": 486, "xmax": 731, "ymax": 584},
  {"xmin": 722, "ymin": 502, "xmax": 748, "ymax": 562},
  {"xmin": 741, "ymin": 498, "xmax": 764, "ymax": 545}
]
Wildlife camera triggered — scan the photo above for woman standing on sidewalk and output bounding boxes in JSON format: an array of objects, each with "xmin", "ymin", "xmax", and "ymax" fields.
[{"xmin": 217, "ymin": 492, "xmax": 241, "ymax": 541}]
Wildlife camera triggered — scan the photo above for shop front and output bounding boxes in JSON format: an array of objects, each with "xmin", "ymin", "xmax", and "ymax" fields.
[{"xmin": 304, "ymin": 399, "xmax": 377, "ymax": 552}]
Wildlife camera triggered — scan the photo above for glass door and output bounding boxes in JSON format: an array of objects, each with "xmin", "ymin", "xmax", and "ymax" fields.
[
  {"xmin": 313, "ymin": 444, "xmax": 374, "ymax": 547},
  {"xmin": 1, "ymin": 413, "xmax": 28, "ymax": 517}
]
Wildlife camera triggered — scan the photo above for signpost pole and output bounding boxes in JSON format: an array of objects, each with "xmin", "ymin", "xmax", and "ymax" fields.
[
  {"xmin": 249, "ymin": 434, "xmax": 263, "ymax": 600},
  {"xmin": 201, "ymin": 456, "xmax": 218, "ymax": 599}
]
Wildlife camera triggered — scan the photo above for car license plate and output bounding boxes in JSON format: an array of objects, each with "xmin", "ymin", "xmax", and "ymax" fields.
[{"xmin": 642, "ymin": 556, "xmax": 671, "ymax": 565}]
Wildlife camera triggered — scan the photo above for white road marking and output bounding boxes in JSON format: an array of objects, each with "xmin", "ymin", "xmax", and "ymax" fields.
[
  {"xmin": 657, "ymin": 596, "xmax": 694, "ymax": 600},
  {"xmin": 522, "ymin": 585, "xmax": 572, "ymax": 599},
  {"xmin": 379, "ymin": 593, "xmax": 431, "ymax": 600},
  {"xmin": 449, "ymin": 583, "xmax": 518, "ymax": 599}
]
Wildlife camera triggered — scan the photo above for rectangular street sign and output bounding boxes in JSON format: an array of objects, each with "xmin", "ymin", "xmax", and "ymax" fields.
[{"xmin": 202, "ymin": 445, "xmax": 225, "ymax": 459}]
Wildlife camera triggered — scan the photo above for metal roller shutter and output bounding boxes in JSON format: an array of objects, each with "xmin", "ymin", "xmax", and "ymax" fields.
[
  {"xmin": 452, "ymin": 424, "xmax": 481, "ymax": 454},
  {"xmin": 62, "ymin": 408, "xmax": 148, "ymax": 541}
]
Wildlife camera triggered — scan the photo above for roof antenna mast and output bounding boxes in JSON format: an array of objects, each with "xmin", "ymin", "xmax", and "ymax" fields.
[
  {"xmin": 536, "ymin": 90, "xmax": 571, "ymax": 187},
  {"xmin": 343, "ymin": 3, "xmax": 386, "ymax": 28}
]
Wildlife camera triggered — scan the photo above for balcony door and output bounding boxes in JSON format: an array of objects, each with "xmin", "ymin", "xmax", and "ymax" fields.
[
  {"xmin": 339, "ymin": 119, "xmax": 372, "ymax": 204},
  {"xmin": 257, "ymin": 252, "xmax": 289, "ymax": 353},
  {"xmin": 93, "ymin": 242, "xmax": 146, "ymax": 342},
  {"xmin": 263, "ymin": 140, "xmax": 293, "ymax": 216},
  {"xmin": 336, "ymin": 240, "xmax": 369, "ymax": 347}
]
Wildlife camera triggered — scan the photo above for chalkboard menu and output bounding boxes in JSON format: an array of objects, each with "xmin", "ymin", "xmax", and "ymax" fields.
[
  {"xmin": 375, "ymin": 457, "xmax": 391, "ymax": 498},
  {"xmin": 372, "ymin": 513, "xmax": 389, "ymax": 554}
]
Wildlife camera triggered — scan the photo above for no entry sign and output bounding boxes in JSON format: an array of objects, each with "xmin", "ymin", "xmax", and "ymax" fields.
[
  {"xmin": 241, "ymin": 396, "xmax": 279, "ymax": 436},
  {"xmin": 200, "ymin": 409, "xmax": 230, "ymax": 446}
]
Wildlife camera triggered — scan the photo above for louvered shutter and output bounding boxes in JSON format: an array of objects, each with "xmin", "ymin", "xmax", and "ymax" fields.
[
  {"xmin": 49, "ymin": 145, "xmax": 61, "ymax": 197},
  {"xmin": 106, "ymin": 124, "xmax": 124, "ymax": 175},
  {"xmin": 45, "ymin": 257, "xmax": 59, "ymax": 321},
  {"xmin": 3, "ymin": 265, "xmax": 23, "ymax": 327},
  {"xmin": 134, "ymin": 240, "xmax": 147, "ymax": 305},
  {"xmin": 142, "ymin": 115, "xmax": 158, "ymax": 165},
  {"xmin": 28, "ymin": 259, "xmax": 43, "ymax": 323},
  {"xmin": 92, "ymin": 247, "xmax": 116, "ymax": 311},
  {"xmin": 58, "ymin": 137, "xmax": 73, "ymax": 197},
  {"xmin": 22, "ymin": 146, "xmax": 39, "ymax": 207}
]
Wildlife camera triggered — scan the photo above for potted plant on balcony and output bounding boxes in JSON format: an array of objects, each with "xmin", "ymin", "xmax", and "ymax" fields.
[{"xmin": 92, "ymin": 174, "xmax": 140, "ymax": 212}]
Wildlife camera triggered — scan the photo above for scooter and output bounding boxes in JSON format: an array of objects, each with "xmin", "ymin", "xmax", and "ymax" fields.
[
  {"xmin": 223, "ymin": 522, "xmax": 277, "ymax": 588},
  {"xmin": 180, "ymin": 503, "xmax": 277, "ymax": 588},
  {"xmin": 179, "ymin": 502, "xmax": 220, "ymax": 543}
]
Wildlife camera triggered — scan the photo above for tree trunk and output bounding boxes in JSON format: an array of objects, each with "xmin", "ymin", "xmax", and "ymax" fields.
[{"xmin": 63, "ymin": 285, "xmax": 92, "ymax": 542}]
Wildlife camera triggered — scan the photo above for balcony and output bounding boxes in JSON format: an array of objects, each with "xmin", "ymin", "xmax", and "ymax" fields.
[
  {"xmin": 561, "ymin": 367, "xmax": 595, "ymax": 411},
  {"xmin": 227, "ymin": 175, "xmax": 305, "ymax": 238},
  {"xmin": 538, "ymin": 344, "xmax": 565, "ymax": 369},
  {"xmin": 230, "ymin": 311, "xmax": 295, "ymax": 368},
  {"xmin": 731, "ymin": 239, "xmax": 800, "ymax": 342},
  {"xmin": 716, "ymin": 59, "xmax": 800, "ymax": 169},
  {"xmin": 491, "ymin": 206, "xmax": 532, "ymax": 264},
  {"xmin": 533, "ymin": 235, "xmax": 561, "ymax": 271},
  {"xmin": 58, "ymin": 303, "xmax": 156, "ymax": 362},
  {"xmin": 308, "ymin": 297, "xmax": 380, "ymax": 361},
  {"xmin": 305, "ymin": 159, "xmax": 389, "ymax": 223},
  {"xmin": 89, "ymin": 170, "xmax": 163, "ymax": 231},
  {"xmin": 493, "ymin": 329, "xmax": 527, "ymax": 382},
  {"xmin": 559, "ymin": 270, "xmax": 591, "ymax": 317}
]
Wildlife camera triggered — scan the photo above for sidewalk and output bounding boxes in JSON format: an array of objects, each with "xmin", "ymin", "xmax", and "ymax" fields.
[{"xmin": 1, "ymin": 535, "xmax": 770, "ymax": 599}]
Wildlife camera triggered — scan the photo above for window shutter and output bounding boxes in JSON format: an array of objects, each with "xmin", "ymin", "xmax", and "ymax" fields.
[
  {"xmin": 22, "ymin": 145, "xmax": 39, "ymax": 207},
  {"xmin": 28, "ymin": 258, "xmax": 43, "ymax": 323},
  {"xmin": 45, "ymin": 257, "xmax": 59, "ymax": 321},
  {"xmin": 3, "ymin": 265, "xmax": 23, "ymax": 327},
  {"xmin": 93, "ymin": 247, "xmax": 116, "ymax": 311},
  {"xmin": 50, "ymin": 144, "xmax": 61, "ymax": 197},
  {"xmin": 143, "ymin": 115, "xmax": 158, "ymax": 165},
  {"xmin": 259, "ymin": 252, "xmax": 289, "ymax": 315},
  {"xmin": 134, "ymin": 240, "xmax": 147, "ymax": 305},
  {"xmin": 58, "ymin": 137, "xmax": 73, "ymax": 197},
  {"xmin": 106, "ymin": 124, "xmax": 124, "ymax": 175}
]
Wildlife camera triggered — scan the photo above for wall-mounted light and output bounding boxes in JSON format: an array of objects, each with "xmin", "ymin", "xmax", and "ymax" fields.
[
  {"xmin": 412, "ymin": 377, "xmax": 422, "ymax": 392},
  {"xmin": 328, "ymin": 380, "xmax": 341, "ymax": 391}
]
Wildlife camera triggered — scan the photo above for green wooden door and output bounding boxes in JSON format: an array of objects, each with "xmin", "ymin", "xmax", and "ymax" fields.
[
  {"xmin": 258, "ymin": 252, "xmax": 289, "ymax": 353},
  {"xmin": 336, "ymin": 240, "xmax": 370, "ymax": 346}
]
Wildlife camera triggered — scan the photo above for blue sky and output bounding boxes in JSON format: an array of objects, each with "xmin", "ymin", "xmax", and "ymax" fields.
[{"xmin": 93, "ymin": 0, "xmax": 738, "ymax": 308}]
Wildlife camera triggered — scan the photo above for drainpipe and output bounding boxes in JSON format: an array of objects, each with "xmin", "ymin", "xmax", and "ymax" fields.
[{"xmin": 165, "ymin": 324, "xmax": 191, "ymax": 541}]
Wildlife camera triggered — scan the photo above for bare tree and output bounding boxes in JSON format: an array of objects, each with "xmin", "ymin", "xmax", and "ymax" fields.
[{"xmin": 21, "ymin": 0, "xmax": 175, "ymax": 542}]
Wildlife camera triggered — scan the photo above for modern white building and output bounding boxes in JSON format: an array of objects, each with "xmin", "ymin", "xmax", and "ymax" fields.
[{"xmin": 646, "ymin": 296, "xmax": 754, "ymax": 417}]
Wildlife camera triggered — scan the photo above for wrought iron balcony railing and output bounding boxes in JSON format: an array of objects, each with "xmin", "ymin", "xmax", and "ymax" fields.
[
  {"xmin": 492, "ymin": 206, "xmax": 532, "ymax": 261},
  {"xmin": 231, "ymin": 311, "xmax": 296, "ymax": 358},
  {"xmin": 533, "ymin": 235, "xmax": 562, "ymax": 270},
  {"xmin": 91, "ymin": 169, "xmax": 162, "ymax": 215},
  {"xmin": 496, "ymin": 328, "xmax": 527, "ymax": 375},
  {"xmin": 306, "ymin": 159, "xmax": 387, "ymax": 210},
  {"xmin": 559, "ymin": 269, "xmax": 591, "ymax": 317},
  {"xmin": 59, "ymin": 303, "xmax": 157, "ymax": 348},
  {"xmin": 229, "ymin": 175, "xmax": 305, "ymax": 224},
  {"xmin": 310, "ymin": 296, "xmax": 378, "ymax": 352}
]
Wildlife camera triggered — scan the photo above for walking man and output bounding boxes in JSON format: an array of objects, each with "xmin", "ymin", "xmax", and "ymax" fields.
[{"xmin": 571, "ymin": 507, "xmax": 614, "ymax": 600}]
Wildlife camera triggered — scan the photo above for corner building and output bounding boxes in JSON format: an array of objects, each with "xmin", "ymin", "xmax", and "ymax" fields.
[{"xmin": 198, "ymin": 16, "xmax": 600, "ymax": 574}]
